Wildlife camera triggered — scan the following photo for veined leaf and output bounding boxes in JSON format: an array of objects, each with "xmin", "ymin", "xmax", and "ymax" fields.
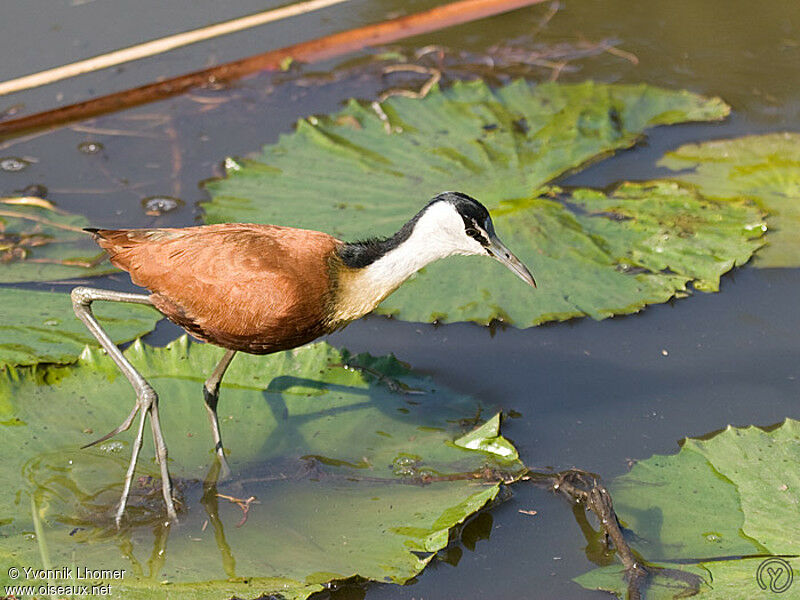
[
  {"xmin": 660, "ymin": 132, "xmax": 800, "ymax": 267},
  {"xmin": 575, "ymin": 419, "xmax": 800, "ymax": 598},
  {"xmin": 373, "ymin": 182, "xmax": 764, "ymax": 325},
  {"xmin": 202, "ymin": 81, "xmax": 762, "ymax": 326},
  {"xmin": 0, "ymin": 337, "xmax": 524, "ymax": 599},
  {"xmin": 0, "ymin": 287, "xmax": 161, "ymax": 369}
]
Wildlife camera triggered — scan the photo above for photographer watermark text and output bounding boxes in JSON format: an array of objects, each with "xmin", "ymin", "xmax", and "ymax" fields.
[{"xmin": 5, "ymin": 565, "xmax": 125, "ymax": 597}]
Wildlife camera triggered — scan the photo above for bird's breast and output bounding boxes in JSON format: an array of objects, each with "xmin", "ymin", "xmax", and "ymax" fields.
[{"xmin": 324, "ymin": 265, "xmax": 403, "ymax": 328}]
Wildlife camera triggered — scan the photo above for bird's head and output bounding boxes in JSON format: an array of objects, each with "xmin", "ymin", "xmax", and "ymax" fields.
[{"xmin": 415, "ymin": 192, "xmax": 537, "ymax": 288}]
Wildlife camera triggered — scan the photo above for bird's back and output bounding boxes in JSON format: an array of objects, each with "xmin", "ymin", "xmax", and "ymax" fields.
[{"xmin": 90, "ymin": 224, "xmax": 342, "ymax": 354}]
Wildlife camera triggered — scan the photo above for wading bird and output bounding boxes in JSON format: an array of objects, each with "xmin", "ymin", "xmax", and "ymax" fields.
[{"xmin": 71, "ymin": 191, "xmax": 536, "ymax": 525}]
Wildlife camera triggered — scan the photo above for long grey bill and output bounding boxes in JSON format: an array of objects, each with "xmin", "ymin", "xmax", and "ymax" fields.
[{"xmin": 486, "ymin": 234, "xmax": 537, "ymax": 288}]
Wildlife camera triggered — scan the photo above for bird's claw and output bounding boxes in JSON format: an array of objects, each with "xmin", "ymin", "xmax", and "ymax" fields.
[{"xmin": 81, "ymin": 403, "xmax": 140, "ymax": 449}]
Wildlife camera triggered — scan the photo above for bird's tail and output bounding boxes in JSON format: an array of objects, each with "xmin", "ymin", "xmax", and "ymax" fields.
[
  {"xmin": 83, "ymin": 228, "xmax": 137, "ymax": 267},
  {"xmin": 84, "ymin": 228, "xmax": 177, "ymax": 277}
]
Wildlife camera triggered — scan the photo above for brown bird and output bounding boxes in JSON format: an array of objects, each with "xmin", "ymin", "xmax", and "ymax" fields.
[{"xmin": 71, "ymin": 191, "xmax": 536, "ymax": 525}]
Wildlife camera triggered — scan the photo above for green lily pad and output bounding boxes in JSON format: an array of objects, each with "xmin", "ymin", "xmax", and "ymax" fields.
[
  {"xmin": 202, "ymin": 80, "xmax": 738, "ymax": 326},
  {"xmin": 575, "ymin": 419, "xmax": 800, "ymax": 598},
  {"xmin": 0, "ymin": 337, "xmax": 524, "ymax": 599},
  {"xmin": 0, "ymin": 287, "xmax": 161, "ymax": 369},
  {"xmin": 660, "ymin": 132, "xmax": 800, "ymax": 268},
  {"xmin": 365, "ymin": 182, "xmax": 764, "ymax": 325},
  {"xmin": 0, "ymin": 197, "xmax": 115, "ymax": 282}
]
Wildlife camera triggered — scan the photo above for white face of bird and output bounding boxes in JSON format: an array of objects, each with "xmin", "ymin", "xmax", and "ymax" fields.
[
  {"xmin": 413, "ymin": 200, "xmax": 489, "ymax": 256},
  {"xmin": 416, "ymin": 194, "xmax": 537, "ymax": 288}
]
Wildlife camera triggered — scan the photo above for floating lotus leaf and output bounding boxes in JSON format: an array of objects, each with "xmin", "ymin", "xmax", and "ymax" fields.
[
  {"xmin": 0, "ymin": 337, "xmax": 524, "ymax": 599},
  {"xmin": 575, "ymin": 419, "xmax": 800, "ymax": 598},
  {"xmin": 0, "ymin": 197, "xmax": 114, "ymax": 282},
  {"xmin": 0, "ymin": 287, "xmax": 161, "ymax": 369},
  {"xmin": 660, "ymin": 132, "xmax": 800, "ymax": 267},
  {"xmin": 380, "ymin": 182, "xmax": 764, "ymax": 325},
  {"xmin": 201, "ymin": 80, "xmax": 762, "ymax": 326}
]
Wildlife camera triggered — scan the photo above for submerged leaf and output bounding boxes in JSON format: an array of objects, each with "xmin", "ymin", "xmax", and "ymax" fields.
[
  {"xmin": 0, "ymin": 197, "xmax": 114, "ymax": 282},
  {"xmin": 660, "ymin": 132, "xmax": 800, "ymax": 267},
  {"xmin": 204, "ymin": 80, "xmax": 730, "ymax": 235},
  {"xmin": 0, "ymin": 287, "xmax": 161, "ymax": 369},
  {"xmin": 575, "ymin": 419, "xmax": 800, "ymax": 598},
  {"xmin": 0, "ymin": 337, "xmax": 524, "ymax": 599},
  {"xmin": 202, "ymin": 80, "xmax": 754, "ymax": 326}
]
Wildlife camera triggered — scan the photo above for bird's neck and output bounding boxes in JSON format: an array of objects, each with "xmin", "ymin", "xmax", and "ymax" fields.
[{"xmin": 328, "ymin": 218, "xmax": 456, "ymax": 325}]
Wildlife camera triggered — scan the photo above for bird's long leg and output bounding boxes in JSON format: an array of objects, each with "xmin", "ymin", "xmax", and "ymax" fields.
[
  {"xmin": 203, "ymin": 349, "xmax": 237, "ymax": 479},
  {"xmin": 70, "ymin": 286, "xmax": 178, "ymax": 525},
  {"xmin": 118, "ymin": 405, "xmax": 150, "ymax": 524},
  {"xmin": 147, "ymin": 392, "xmax": 175, "ymax": 513}
]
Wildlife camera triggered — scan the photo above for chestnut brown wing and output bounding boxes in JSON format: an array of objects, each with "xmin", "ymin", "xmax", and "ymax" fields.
[{"xmin": 91, "ymin": 224, "xmax": 341, "ymax": 353}]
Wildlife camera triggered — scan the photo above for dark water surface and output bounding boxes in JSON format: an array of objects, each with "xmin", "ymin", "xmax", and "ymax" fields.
[{"xmin": 2, "ymin": 1, "xmax": 799, "ymax": 598}]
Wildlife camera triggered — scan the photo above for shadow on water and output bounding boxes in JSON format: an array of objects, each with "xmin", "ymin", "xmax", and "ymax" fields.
[
  {"xmin": 2, "ymin": 0, "xmax": 800, "ymax": 598},
  {"xmin": 13, "ymin": 342, "xmax": 528, "ymax": 594}
]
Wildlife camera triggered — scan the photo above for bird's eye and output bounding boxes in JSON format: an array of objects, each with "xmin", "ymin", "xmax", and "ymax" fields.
[{"xmin": 465, "ymin": 227, "xmax": 479, "ymax": 237}]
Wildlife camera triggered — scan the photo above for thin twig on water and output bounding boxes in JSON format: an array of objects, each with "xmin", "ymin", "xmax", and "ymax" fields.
[{"xmin": 215, "ymin": 493, "xmax": 259, "ymax": 527}]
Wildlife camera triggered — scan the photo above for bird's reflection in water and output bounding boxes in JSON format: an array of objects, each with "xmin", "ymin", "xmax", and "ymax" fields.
[
  {"xmin": 200, "ymin": 457, "xmax": 236, "ymax": 579},
  {"xmin": 25, "ymin": 449, "xmax": 179, "ymax": 579},
  {"xmin": 24, "ymin": 450, "xmax": 250, "ymax": 580},
  {"xmin": 25, "ymin": 447, "xmax": 338, "ymax": 583}
]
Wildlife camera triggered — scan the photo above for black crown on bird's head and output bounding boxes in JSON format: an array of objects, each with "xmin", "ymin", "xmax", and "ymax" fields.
[{"xmin": 429, "ymin": 191, "xmax": 490, "ymax": 225}]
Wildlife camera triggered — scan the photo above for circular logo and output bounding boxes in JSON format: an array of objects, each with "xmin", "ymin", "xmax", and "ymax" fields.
[{"xmin": 756, "ymin": 558, "xmax": 794, "ymax": 594}]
